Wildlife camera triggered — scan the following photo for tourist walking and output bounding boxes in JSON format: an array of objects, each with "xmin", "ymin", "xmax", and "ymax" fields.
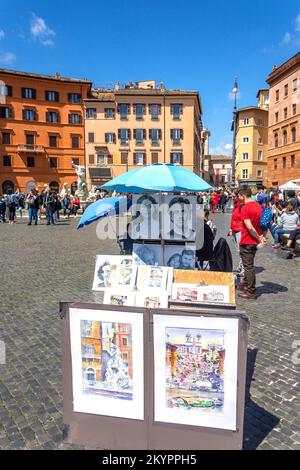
[
  {"xmin": 26, "ymin": 188, "xmax": 39, "ymax": 225},
  {"xmin": 229, "ymin": 189, "xmax": 245, "ymax": 278},
  {"xmin": 219, "ymin": 190, "xmax": 228, "ymax": 213},
  {"xmin": 44, "ymin": 188, "xmax": 56, "ymax": 225},
  {"xmin": 0, "ymin": 196, "xmax": 6, "ymax": 223},
  {"xmin": 237, "ymin": 187, "xmax": 265, "ymax": 299},
  {"xmin": 6, "ymin": 190, "xmax": 17, "ymax": 224}
]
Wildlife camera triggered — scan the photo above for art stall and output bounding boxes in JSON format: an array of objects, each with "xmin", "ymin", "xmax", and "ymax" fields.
[{"xmin": 60, "ymin": 164, "xmax": 249, "ymax": 450}]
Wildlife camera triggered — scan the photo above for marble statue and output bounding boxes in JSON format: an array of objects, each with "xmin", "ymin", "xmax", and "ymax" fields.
[
  {"xmin": 72, "ymin": 162, "xmax": 88, "ymax": 200},
  {"xmin": 87, "ymin": 185, "xmax": 99, "ymax": 202}
]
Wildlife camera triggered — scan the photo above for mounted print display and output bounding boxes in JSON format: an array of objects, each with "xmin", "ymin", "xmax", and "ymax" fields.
[
  {"xmin": 92, "ymin": 255, "xmax": 133, "ymax": 291},
  {"xmin": 173, "ymin": 270, "xmax": 236, "ymax": 305},
  {"xmin": 133, "ymin": 243, "xmax": 163, "ymax": 266},
  {"xmin": 69, "ymin": 308, "xmax": 144, "ymax": 420},
  {"xmin": 162, "ymin": 195, "xmax": 196, "ymax": 241},
  {"xmin": 103, "ymin": 290, "xmax": 136, "ymax": 306},
  {"xmin": 197, "ymin": 285, "xmax": 230, "ymax": 304},
  {"xmin": 164, "ymin": 244, "xmax": 196, "ymax": 270},
  {"xmin": 144, "ymin": 266, "xmax": 170, "ymax": 290},
  {"xmin": 112, "ymin": 264, "xmax": 137, "ymax": 290},
  {"xmin": 171, "ymin": 284, "xmax": 199, "ymax": 302},
  {"xmin": 154, "ymin": 315, "xmax": 239, "ymax": 430},
  {"xmin": 131, "ymin": 194, "xmax": 160, "ymax": 240},
  {"xmin": 135, "ymin": 291, "xmax": 169, "ymax": 309}
]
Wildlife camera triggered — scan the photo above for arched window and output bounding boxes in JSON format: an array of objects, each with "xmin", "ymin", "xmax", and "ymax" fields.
[
  {"xmin": 292, "ymin": 127, "xmax": 296, "ymax": 143},
  {"xmin": 283, "ymin": 130, "xmax": 288, "ymax": 146},
  {"xmin": 26, "ymin": 180, "xmax": 37, "ymax": 193},
  {"xmin": 274, "ymin": 133, "xmax": 278, "ymax": 148},
  {"xmin": 49, "ymin": 181, "xmax": 59, "ymax": 193},
  {"xmin": 2, "ymin": 180, "xmax": 14, "ymax": 194}
]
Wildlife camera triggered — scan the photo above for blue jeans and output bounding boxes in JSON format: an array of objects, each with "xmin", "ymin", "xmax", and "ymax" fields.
[
  {"xmin": 28, "ymin": 207, "xmax": 38, "ymax": 225},
  {"xmin": 46, "ymin": 206, "xmax": 54, "ymax": 225},
  {"xmin": 274, "ymin": 228, "xmax": 293, "ymax": 244}
]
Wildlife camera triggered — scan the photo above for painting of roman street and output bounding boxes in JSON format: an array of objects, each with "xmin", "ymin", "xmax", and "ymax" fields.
[
  {"xmin": 80, "ymin": 320, "xmax": 133, "ymax": 400},
  {"xmin": 165, "ymin": 328, "xmax": 225, "ymax": 413}
]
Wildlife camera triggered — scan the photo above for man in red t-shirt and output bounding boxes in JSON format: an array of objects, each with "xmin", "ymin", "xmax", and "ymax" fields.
[{"xmin": 237, "ymin": 187, "xmax": 266, "ymax": 299}]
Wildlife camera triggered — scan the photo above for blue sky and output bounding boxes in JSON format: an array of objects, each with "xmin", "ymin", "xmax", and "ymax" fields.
[{"xmin": 1, "ymin": 0, "xmax": 300, "ymax": 154}]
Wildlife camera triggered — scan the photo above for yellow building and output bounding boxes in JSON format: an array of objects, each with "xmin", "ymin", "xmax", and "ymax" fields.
[
  {"xmin": 235, "ymin": 89, "xmax": 269, "ymax": 187},
  {"xmin": 83, "ymin": 81, "xmax": 203, "ymax": 188}
]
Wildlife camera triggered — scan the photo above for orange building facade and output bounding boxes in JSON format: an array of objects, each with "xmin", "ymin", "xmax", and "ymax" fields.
[
  {"xmin": 266, "ymin": 53, "xmax": 300, "ymax": 187},
  {"xmin": 84, "ymin": 81, "xmax": 203, "ymax": 188},
  {"xmin": 0, "ymin": 69, "xmax": 91, "ymax": 194}
]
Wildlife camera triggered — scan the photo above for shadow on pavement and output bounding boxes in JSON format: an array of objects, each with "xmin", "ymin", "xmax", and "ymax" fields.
[
  {"xmin": 255, "ymin": 266, "xmax": 265, "ymax": 274},
  {"xmin": 256, "ymin": 281, "xmax": 288, "ymax": 297},
  {"xmin": 243, "ymin": 349, "xmax": 280, "ymax": 450}
]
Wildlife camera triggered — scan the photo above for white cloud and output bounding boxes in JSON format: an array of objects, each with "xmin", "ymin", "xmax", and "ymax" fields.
[
  {"xmin": 280, "ymin": 32, "xmax": 292, "ymax": 46},
  {"xmin": 0, "ymin": 30, "xmax": 4, "ymax": 39},
  {"xmin": 210, "ymin": 143, "xmax": 233, "ymax": 156},
  {"xmin": 279, "ymin": 13, "xmax": 300, "ymax": 47},
  {"xmin": 295, "ymin": 14, "xmax": 300, "ymax": 32},
  {"xmin": 0, "ymin": 52, "xmax": 16, "ymax": 66},
  {"xmin": 30, "ymin": 13, "xmax": 55, "ymax": 46}
]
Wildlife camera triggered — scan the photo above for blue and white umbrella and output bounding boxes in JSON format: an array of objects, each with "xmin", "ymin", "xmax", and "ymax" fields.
[
  {"xmin": 101, "ymin": 163, "xmax": 212, "ymax": 194},
  {"xmin": 77, "ymin": 197, "xmax": 131, "ymax": 229}
]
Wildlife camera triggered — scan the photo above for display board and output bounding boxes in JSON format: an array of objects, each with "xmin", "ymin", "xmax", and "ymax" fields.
[
  {"xmin": 172, "ymin": 270, "xmax": 236, "ymax": 306},
  {"xmin": 61, "ymin": 303, "xmax": 248, "ymax": 450}
]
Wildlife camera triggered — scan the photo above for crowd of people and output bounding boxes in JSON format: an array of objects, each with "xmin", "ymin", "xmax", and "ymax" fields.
[
  {"xmin": 0, "ymin": 187, "xmax": 82, "ymax": 225},
  {"xmin": 228, "ymin": 187, "xmax": 300, "ymax": 300}
]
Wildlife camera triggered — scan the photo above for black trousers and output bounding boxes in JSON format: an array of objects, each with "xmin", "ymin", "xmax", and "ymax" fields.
[
  {"xmin": 240, "ymin": 244, "xmax": 257, "ymax": 294},
  {"xmin": 289, "ymin": 228, "xmax": 300, "ymax": 248},
  {"xmin": 8, "ymin": 206, "xmax": 15, "ymax": 221}
]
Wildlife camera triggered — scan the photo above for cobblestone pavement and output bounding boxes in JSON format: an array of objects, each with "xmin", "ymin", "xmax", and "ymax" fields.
[{"xmin": 0, "ymin": 213, "xmax": 299, "ymax": 450}]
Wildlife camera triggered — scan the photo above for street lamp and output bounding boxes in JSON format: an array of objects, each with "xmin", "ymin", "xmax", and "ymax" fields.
[{"xmin": 231, "ymin": 78, "xmax": 239, "ymax": 187}]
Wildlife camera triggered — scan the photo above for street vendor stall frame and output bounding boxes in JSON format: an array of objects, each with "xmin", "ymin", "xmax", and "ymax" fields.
[{"xmin": 60, "ymin": 302, "xmax": 248, "ymax": 450}]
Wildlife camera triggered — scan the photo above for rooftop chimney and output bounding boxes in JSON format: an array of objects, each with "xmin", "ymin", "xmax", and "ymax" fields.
[
  {"xmin": 115, "ymin": 82, "xmax": 119, "ymax": 92},
  {"xmin": 273, "ymin": 64, "xmax": 278, "ymax": 70},
  {"xmin": 55, "ymin": 72, "xmax": 61, "ymax": 79}
]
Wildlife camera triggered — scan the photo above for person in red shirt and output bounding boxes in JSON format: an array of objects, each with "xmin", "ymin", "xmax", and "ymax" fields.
[
  {"xmin": 228, "ymin": 189, "xmax": 245, "ymax": 278},
  {"xmin": 237, "ymin": 187, "xmax": 266, "ymax": 299}
]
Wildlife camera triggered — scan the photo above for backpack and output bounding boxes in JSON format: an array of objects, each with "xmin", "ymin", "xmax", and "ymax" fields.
[
  {"xmin": 260, "ymin": 207, "xmax": 273, "ymax": 231},
  {"xmin": 256, "ymin": 194, "xmax": 264, "ymax": 204}
]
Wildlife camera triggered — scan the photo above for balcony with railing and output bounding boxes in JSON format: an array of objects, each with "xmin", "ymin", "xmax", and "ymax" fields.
[{"xmin": 18, "ymin": 144, "xmax": 45, "ymax": 153}]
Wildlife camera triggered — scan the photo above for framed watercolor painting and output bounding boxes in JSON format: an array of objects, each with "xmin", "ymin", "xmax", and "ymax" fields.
[
  {"xmin": 103, "ymin": 290, "xmax": 136, "ymax": 307},
  {"xmin": 153, "ymin": 314, "xmax": 239, "ymax": 430},
  {"xmin": 111, "ymin": 264, "xmax": 137, "ymax": 290},
  {"xmin": 171, "ymin": 283, "xmax": 199, "ymax": 302},
  {"xmin": 144, "ymin": 266, "xmax": 170, "ymax": 290},
  {"xmin": 197, "ymin": 285, "xmax": 230, "ymax": 304},
  {"xmin": 69, "ymin": 307, "xmax": 144, "ymax": 420},
  {"xmin": 135, "ymin": 291, "xmax": 169, "ymax": 309},
  {"xmin": 92, "ymin": 255, "xmax": 133, "ymax": 292}
]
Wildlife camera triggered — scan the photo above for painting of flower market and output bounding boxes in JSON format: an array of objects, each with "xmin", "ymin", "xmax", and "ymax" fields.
[
  {"xmin": 80, "ymin": 320, "xmax": 133, "ymax": 400},
  {"xmin": 165, "ymin": 327, "xmax": 225, "ymax": 412}
]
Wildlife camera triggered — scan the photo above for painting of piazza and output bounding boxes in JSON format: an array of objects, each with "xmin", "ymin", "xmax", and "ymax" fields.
[
  {"xmin": 80, "ymin": 320, "xmax": 133, "ymax": 401},
  {"xmin": 165, "ymin": 327, "xmax": 225, "ymax": 413}
]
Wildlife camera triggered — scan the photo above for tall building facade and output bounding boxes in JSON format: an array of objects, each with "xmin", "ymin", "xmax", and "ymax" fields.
[
  {"xmin": 266, "ymin": 53, "xmax": 300, "ymax": 187},
  {"xmin": 84, "ymin": 81, "xmax": 203, "ymax": 188},
  {"xmin": 235, "ymin": 89, "xmax": 269, "ymax": 188},
  {"xmin": 210, "ymin": 155, "xmax": 232, "ymax": 186},
  {"xmin": 0, "ymin": 69, "xmax": 91, "ymax": 194}
]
